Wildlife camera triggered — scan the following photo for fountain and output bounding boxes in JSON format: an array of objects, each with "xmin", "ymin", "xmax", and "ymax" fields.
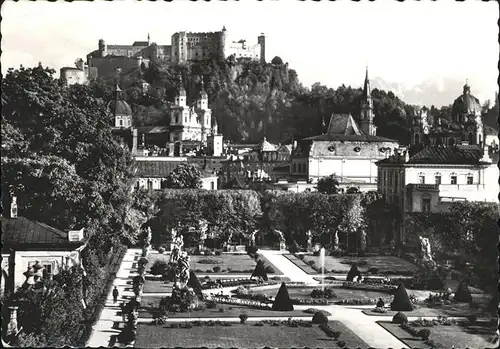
[{"xmin": 320, "ymin": 247, "xmax": 325, "ymax": 292}]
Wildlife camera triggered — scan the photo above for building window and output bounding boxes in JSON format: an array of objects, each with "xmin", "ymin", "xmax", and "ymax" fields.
[
  {"xmin": 43, "ymin": 264, "xmax": 53, "ymax": 278},
  {"xmin": 422, "ymin": 198, "xmax": 431, "ymax": 212},
  {"xmin": 451, "ymin": 175, "xmax": 457, "ymax": 185},
  {"xmin": 467, "ymin": 175, "xmax": 473, "ymax": 184},
  {"xmin": 435, "ymin": 175, "xmax": 441, "ymax": 185},
  {"xmin": 147, "ymin": 180, "xmax": 153, "ymax": 190},
  {"xmin": 418, "ymin": 175, "xmax": 425, "ymax": 184},
  {"xmin": 119, "ymin": 119, "xmax": 123, "ymax": 127},
  {"xmin": 210, "ymin": 181, "xmax": 215, "ymax": 190},
  {"xmin": 394, "ymin": 173, "xmax": 398, "ymax": 189}
]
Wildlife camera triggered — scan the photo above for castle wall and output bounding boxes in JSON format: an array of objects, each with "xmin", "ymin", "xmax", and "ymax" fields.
[{"xmin": 89, "ymin": 56, "xmax": 142, "ymax": 79}]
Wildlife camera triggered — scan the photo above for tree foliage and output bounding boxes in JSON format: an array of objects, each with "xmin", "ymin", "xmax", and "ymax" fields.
[
  {"xmin": 166, "ymin": 164, "xmax": 202, "ymax": 189},
  {"xmin": 317, "ymin": 174, "xmax": 340, "ymax": 195}
]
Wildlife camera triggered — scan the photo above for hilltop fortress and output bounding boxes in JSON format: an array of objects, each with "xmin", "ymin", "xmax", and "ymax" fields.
[{"xmin": 65, "ymin": 27, "xmax": 265, "ymax": 82}]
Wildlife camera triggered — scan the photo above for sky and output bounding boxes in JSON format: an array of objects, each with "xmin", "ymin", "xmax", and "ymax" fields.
[{"xmin": 1, "ymin": 0, "xmax": 498, "ymax": 107}]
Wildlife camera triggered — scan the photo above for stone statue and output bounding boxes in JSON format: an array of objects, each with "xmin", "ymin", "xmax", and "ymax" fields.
[
  {"xmin": 275, "ymin": 229, "xmax": 286, "ymax": 251},
  {"xmin": 250, "ymin": 230, "xmax": 258, "ymax": 246},
  {"xmin": 333, "ymin": 231, "xmax": 339, "ymax": 251},
  {"xmin": 359, "ymin": 230, "xmax": 367, "ymax": 252},
  {"xmin": 174, "ymin": 252, "xmax": 191, "ymax": 289},
  {"xmin": 419, "ymin": 236, "xmax": 434, "ymax": 264},
  {"xmin": 170, "ymin": 231, "xmax": 184, "ymax": 265},
  {"xmin": 145, "ymin": 227, "xmax": 152, "ymax": 246},
  {"xmin": 306, "ymin": 230, "xmax": 312, "ymax": 250}
]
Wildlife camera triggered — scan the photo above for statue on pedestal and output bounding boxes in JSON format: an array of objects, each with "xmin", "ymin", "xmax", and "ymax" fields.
[
  {"xmin": 274, "ymin": 229, "xmax": 286, "ymax": 251},
  {"xmin": 145, "ymin": 227, "xmax": 152, "ymax": 246},
  {"xmin": 174, "ymin": 251, "xmax": 191, "ymax": 289},
  {"xmin": 419, "ymin": 236, "xmax": 435, "ymax": 268}
]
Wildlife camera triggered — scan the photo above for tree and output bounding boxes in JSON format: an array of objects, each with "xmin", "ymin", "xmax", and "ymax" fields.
[
  {"xmin": 346, "ymin": 264, "xmax": 361, "ymax": 282},
  {"xmin": 251, "ymin": 260, "xmax": 268, "ymax": 281},
  {"xmin": 272, "ymin": 282, "xmax": 294, "ymax": 311},
  {"xmin": 317, "ymin": 174, "xmax": 340, "ymax": 195},
  {"xmin": 165, "ymin": 164, "xmax": 202, "ymax": 189},
  {"xmin": 454, "ymin": 281, "xmax": 472, "ymax": 303},
  {"xmin": 390, "ymin": 282, "xmax": 414, "ymax": 311}
]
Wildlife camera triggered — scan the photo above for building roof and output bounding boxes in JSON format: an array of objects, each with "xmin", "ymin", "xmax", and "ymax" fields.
[
  {"xmin": 302, "ymin": 134, "xmax": 397, "ymax": 143},
  {"xmin": 326, "ymin": 114, "xmax": 363, "ymax": 136},
  {"xmin": 452, "ymin": 84, "xmax": 482, "ymax": 117},
  {"xmin": 1, "ymin": 216, "xmax": 83, "ymax": 249},
  {"xmin": 378, "ymin": 145, "xmax": 498, "ymax": 165},
  {"xmin": 253, "ymin": 137, "xmax": 278, "ymax": 152},
  {"xmin": 132, "ymin": 41, "xmax": 149, "ymax": 47},
  {"xmin": 109, "ymin": 100, "xmax": 133, "ymax": 116},
  {"xmin": 135, "ymin": 160, "xmax": 186, "ymax": 178}
]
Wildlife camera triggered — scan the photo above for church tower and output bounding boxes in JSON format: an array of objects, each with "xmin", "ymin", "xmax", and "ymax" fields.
[
  {"xmin": 359, "ymin": 67, "xmax": 376, "ymax": 136},
  {"xmin": 109, "ymin": 83, "xmax": 132, "ymax": 128},
  {"xmin": 174, "ymin": 76, "xmax": 187, "ymax": 107}
]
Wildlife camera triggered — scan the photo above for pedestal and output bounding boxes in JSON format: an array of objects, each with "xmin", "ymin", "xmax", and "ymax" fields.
[{"xmin": 7, "ymin": 306, "xmax": 18, "ymax": 336}]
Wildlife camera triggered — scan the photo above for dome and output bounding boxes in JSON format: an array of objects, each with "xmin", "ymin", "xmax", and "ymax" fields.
[
  {"xmin": 108, "ymin": 100, "xmax": 132, "ymax": 116},
  {"xmin": 271, "ymin": 56, "xmax": 284, "ymax": 65},
  {"xmin": 452, "ymin": 84, "xmax": 482, "ymax": 118}
]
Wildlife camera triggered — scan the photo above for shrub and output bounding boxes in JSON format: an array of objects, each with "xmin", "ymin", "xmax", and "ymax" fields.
[
  {"xmin": 239, "ymin": 313, "xmax": 248, "ymax": 324},
  {"xmin": 246, "ymin": 245, "xmax": 257, "ymax": 255},
  {"xmin": 391, "ymin": 283, "xmax": 414, "ymax": 311},
  {"xmin": 251, "ymin": 260, "xmax": 268, "ymax": 281},
  {"xmin": 298, "ymin": 254, "xmax": 305, "ymax": 260},
  {"xmin": 198, "ymin": 258, "xmax": 222, "ymax": 264},
  {"xmin": 337, "ymin": 340, "xmax": 346, "ymax": 348},
  {"xmin": 272, "ymin": 282, "xmax": 294, "ymax": 311},
  {"xmin": 307, "ymin": 260, "xmax": 315, "ymax": 266},
  {"xmin": 310, "ymin": 287, "xmax": 337, "ymax": 299},
  {"xmin": 368, "ymin": 267, "xmax": 379, "ymax": 274},
  {"xmin": 311, "ymin": 311, "xmax": 329, "ymax": 324},
  {"xmin": 150, "ymin": 260, "xmax": 169, "ymax": 276},
  {"xmin": 206, "ymin": 300, "xmax": 217, "ymax": 309},
  {"xmin": 213, "ymin": 266, "xmax": 221, "ymax": 273},
  {"xmin": 346, "ymin": 264, "xmax": 361, "ymax": 282},
  {"xmin": 157, "ymin": 246, "xmax": 166, "ymax": 254},
  {"xmin": 234, "ymin": 286, "xmax": 249, "ymax": 295},
  {"xmin": 289, "ymin": 241, "xmax": 301, "ymax": 254},
  {"xmin": 467, "ymin": 314, "xmax": 477, "ymax": 324},
  {"xmin": 417, "ymin": 328, "xmax": 431, "ymax": 340},
  {"xmin": 265, "ymin": 265, "xmax": 276, "ymax": 274},
  {"xmin": 218, "ymin": 307, "xmax": 224, "ymax": 313},
  {"xmin": 187, "ymin": 270, "xmax": 203, "ymax": 299},
  {"xmin": 170, "ymin": 323, "xmax": 179, "ymax": 328},
  {"xmin": 392, "ymin": 312, "xmax": 408, "ymax": 325},
  {"xmin": 215, "ymin": 250, "xmax": 222, "ymax": 256},
  {"xmin": 304, "ymin": 308, "xmax": 329, "ymax": 314},
  {"xmin": 454, "ymin": 281, "xmax": 473, "ymax": 303},
  {"xmin": 253, "ymin": 321, "xmax": 264, "ymax": 326}
]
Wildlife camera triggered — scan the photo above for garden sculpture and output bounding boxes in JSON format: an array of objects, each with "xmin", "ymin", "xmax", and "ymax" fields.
[
  {"xmin": 306, "ymin": 230, "xmax": 312, "ymax": 250},
  {"xmin": 418, "ymin": 236, "xmax": 435, "ymax": 268},
  {"xmin": 174, "ymin": 252, "xmax": 191, "ymax": 289},
  {"xmin": 145, "ymin": 227, "xmax": 152, "ymax": 246},
  {"xmin": 333, "ymin": 231, "xmax": 339, "ymax": 250},
  {"xmin": 250, "ymin": 230, "xmax": 258, "ymax": 246},
  {"xmin": 170, "ymin": 234, "xmax": 184, "ymax": 264}
]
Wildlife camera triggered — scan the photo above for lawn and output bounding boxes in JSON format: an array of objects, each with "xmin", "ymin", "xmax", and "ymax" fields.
[
  {"xmin": 146, "ymin": 253, "xmax": 260, "ymax": 274},
  {"xmin": 301, "ymin": 254, "xmax": 418, "ymax": 275},
  {"xmin": 143, "ymin": 280, "xmax": 173, "ymax": 294},
  {"xmin": 363, "ymin": 295, "xmax": 495, "ymax": 317},
  {"xmin": 247, "ymin": 285, "xmax": 392, "ymax": 301},
  {"xmin": 135, "ymin": 321, "xmax": 369, "ymax": 348},
  {"xmin": 138, "ymin": 301, "xmax": 307, "ymax": 319},
  {"xmin": 284, "ymin": 254, "xmax": 317, "ymax": 274},
  {"xmin": 378, "ymin": 320, "xmax": 497, "ymax": 349}
]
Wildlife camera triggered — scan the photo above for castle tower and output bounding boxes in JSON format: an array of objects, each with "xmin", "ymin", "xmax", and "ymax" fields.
[
  {"xmin": 98, "ymin": 39, "xmax": 107, "ymax": 58},
  {"xmin": 208, "ymin": 117, "xmax": 223, "ymax": 156},
  {"xmin": 147, "ymin": 33, "xmax": 151, "ymax": 46},
  {"xmin": 359, "ymin": 67, "xmax": 376, "ymax": 136},
  {"xmin": 220, "ymin": 26, "xmax": 227, "ymax": 59},
  {"xmin": 258, "ymin": 33, "xmax": 266, "ymax": 64}
]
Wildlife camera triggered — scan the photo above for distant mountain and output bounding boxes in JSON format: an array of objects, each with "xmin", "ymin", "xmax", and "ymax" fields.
[{"xmin": 371, "ymin": 76, "xmax": 493, "ymax": 108}]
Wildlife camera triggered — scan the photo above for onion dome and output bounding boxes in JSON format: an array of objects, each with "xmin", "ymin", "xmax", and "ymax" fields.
[
  {"xmin": 108, "ymin": 84, "xmax": 132, "ymax": 116},
  {"xmin": 452, "ymin": 82, "xmax": 482, "ymax": 118}
]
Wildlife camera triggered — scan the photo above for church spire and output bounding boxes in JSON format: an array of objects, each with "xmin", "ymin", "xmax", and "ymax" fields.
[
  {"xmin": 360, "ymin": 67, "xmax": 376, "ymax": 136},
  {"xmin": 363, "ymin": 66, "xmax": 371, "ymax": 99},
  {"xmin": 147, "ymin": 33, "xmax": 151, "ymax": 45}
]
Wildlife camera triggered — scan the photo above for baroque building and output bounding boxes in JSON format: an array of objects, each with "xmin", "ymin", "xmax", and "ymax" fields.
[
  {"xmin": 410, "ymin": 83, "xmax": 485, "ymax": 148},
  {"xmin": 290, "ymin": 69, "xmax": 399, "ymax": 191}
]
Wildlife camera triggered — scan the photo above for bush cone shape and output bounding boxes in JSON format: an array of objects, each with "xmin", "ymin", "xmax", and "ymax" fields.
[
  {"xmin": 454, "ymin": 281, "xmax": 473, "ymax": 303},
  {"xmin": 391, "ymin": 282, "xmax": 414, "ymax": 311},
  {"xmin": 251, "ymin": 259, "xmax": 268, "ymax": 281},
  {"xmin": 187, "ymin": 270, "xmax": 203, "ymax": 299},
  {"xmin": 346, "ymin": 264, "xmax": 361, "ymax": 282},
  {"xmin": 272, "ymin": 282, "xmax": 294, "ymax": 311},
  {"xmin": 312, "ymin": 311, "xmax": 329, "ymax": 324}
]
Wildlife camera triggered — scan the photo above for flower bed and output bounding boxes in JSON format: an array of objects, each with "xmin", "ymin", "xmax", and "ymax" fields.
[
  {"xmin": 201, "ymin": 278, "xmax": 259, "ymax": 289},
  {"xmin": 342, "ymin": 281, "xmax": 396, "ymax": 293}
]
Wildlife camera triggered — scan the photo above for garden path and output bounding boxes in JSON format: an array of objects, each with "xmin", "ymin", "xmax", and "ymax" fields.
[
  {"xmin": 258, "ymin": 249, "xmax": 319, "ymax": 284},
  {"xmin": 86, "ymin": 248, "xmax": 142, "ymax": 348}
]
